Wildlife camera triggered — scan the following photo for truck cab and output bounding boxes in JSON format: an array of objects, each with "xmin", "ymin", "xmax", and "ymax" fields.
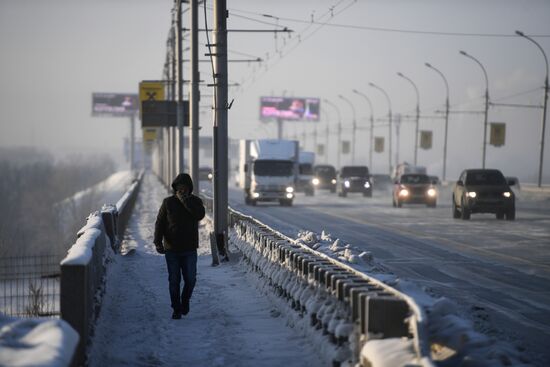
[{"xmin": 296, "ymin": 151, "xmax": 315, "ymax": 196}]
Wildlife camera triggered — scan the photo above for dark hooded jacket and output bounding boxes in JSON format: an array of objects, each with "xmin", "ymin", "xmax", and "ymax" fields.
[{"xmin": 154, "ymin": 173, "xmax": 205, "ymax": 252}]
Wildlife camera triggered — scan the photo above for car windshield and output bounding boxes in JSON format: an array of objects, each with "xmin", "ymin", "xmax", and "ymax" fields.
[
  {"xmin": 400, "ymin": 174, "xmax": 430, "ymax": 184},
  {"xmin": 341, "ymin": 166, "xmax": 368, "ymax": 177},
  {"xmin": 299, "ymin": 163, "xmax": 313, "ymax": 175},
  {"xmin": 253, "ymin": 160, "xmax": 293, "ymax": 176},
  {"xmin": 466, "ymin": 171, "xmax": 506, "ymax": 185},
  {"xmin": 314, "ymin": 166, "xmax": 336, "ymax": 177}
]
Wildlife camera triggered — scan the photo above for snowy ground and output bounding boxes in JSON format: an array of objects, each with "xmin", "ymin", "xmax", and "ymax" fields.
[
  {"xmin": 87, "ymin": 174, "xmax": 326, "ymax": 367},
  {"xmin": 222, "ymin": 182, "xmax": 550, "ymax": 366}
]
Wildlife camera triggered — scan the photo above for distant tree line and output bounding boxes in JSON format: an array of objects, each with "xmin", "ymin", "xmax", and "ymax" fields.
[{"xmin": 0, "ymin": 147, "xmax": 116, "ymax": 258}]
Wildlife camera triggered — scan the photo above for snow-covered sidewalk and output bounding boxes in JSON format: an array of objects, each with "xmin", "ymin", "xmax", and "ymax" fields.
[{"xmin": 88, "ymin": 173, "xmax": 324, "ymax": 367}]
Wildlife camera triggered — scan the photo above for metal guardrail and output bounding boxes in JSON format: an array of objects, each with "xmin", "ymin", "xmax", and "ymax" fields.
[
  {"xmin": 60, "ymin": 171, "xmax": 143, "ymax": 367},
  {"xmin": 201, "ymin": 193, "xmax": 433, "ymax": 366}
]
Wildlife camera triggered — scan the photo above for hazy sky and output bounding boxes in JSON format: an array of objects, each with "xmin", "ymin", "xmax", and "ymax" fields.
[{"xmin": 1, "ymin": 0, "xmax": 549, "ymax": 180}]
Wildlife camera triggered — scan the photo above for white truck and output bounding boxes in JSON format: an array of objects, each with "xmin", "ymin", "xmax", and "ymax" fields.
[
  {"xmin": 296, "ymin": 151, "xmax": 315, "ymax": 196},
  {"xmin": 392, "ymin": 162, "xmax": 427, "ymax": 182},
  {"xmin": 239, "ymin": 139, "xmax": 299, "ymax": 206}
]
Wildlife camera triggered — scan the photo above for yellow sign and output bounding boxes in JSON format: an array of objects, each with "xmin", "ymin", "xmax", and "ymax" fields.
[
  {"xmin": 139, "ymin": 81, "xmax": 165, "ymax": 117},
  {"xmin": 490, "ymin": 123, "xmax": 506, "ymax": 147},
  {"xmin": 420, "ymin": 130, "xmax": 433, "ymax": 150},
  {"xmin": 143, "ymin": 128, "xmax": 157, "ymax": 142}
]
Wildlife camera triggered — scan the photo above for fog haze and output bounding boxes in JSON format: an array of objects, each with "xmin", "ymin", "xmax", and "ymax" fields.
[{"xmin": 1, "ymin": 0, "xmax": 549, "ymax": 181}]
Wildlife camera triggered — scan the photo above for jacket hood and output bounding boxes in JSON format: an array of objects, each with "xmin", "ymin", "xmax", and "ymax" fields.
[{"xmin": 171, "ymin": 173, "xmax": 194, "ymax": 193}]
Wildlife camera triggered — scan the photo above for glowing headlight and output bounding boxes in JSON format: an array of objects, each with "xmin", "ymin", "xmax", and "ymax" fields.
[
  {"xmin": 331, "ymin": 179, "xmax": 337, "ymax": 184},
  {"xmin": 286, "ymin": 193, "xmax": 293, "ymax": 199},
  {"xmin": 467, "ymin": 191, "xmax": 477, "ymax": 198},
  {"xmin": 399, "ymin": 189, "xmax": 409, "ymax": 197},
  {"xmin": 312, "ymin": 178, "xmax": 320, "ymax": 185},
  {"xmin": 344, "ymin": 180, "xmax": 350, "ymax": 188},
  {"xmin": 503, "ymin": 191, "xmax": 511, "ymax": 198},
  {"xmin": 252, "ymin": 192, "xmax": 260, "ymax": 198},
  {"xmin": 207, "ymin": 173, "xmax": 213, "ymax": 180},
  {"xmin": 427, "ymin": 188, "xmax": 437, "ymax": 197},
  {"xmin": 364, "ymin": 182, "xmax": 371, "ymax": 188},
  {"xmin": 286, "ymin": 186, "xmax": 294, "ymax": 193}
]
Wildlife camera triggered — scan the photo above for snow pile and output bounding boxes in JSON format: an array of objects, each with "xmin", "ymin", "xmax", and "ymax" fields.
[
  {"xmin": 295, "ymin": 230, "xmax": 388, "ymax": 275},
  {"xmin": 0, "ymin": 313, "xmax": 78, "ymax": 367}
]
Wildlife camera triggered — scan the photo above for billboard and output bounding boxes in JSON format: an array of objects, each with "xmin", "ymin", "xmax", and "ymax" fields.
[
  {"xmin": 490, "ymin": 123, "xmax": 506, "ymax": 147},
  {"xmin": 92, "ymin": 93, "xmax": 139, "ymax": 116},
  {"xmin": 420, "ymin": 130, "xmax": 433, "ymax": 150},
  {"xmin": 260, "ymin": 96, "xmax": 320, "ymax": 121}
]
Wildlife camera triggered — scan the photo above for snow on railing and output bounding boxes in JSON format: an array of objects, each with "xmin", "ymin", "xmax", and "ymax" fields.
[
  {"xmin": 59, "ymin": 171, "xmax": 143, "ymax": 367},
  {"xmin": 199, "ymin": 193, "xmax": 434, "ymax": 367}
]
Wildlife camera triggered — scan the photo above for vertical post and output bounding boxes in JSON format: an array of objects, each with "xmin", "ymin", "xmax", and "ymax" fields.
[
  {"xmin": 176, "ymin": 0, "xmax": 184, "ymax": 173},
  {"xmin": 482, "ymin": 87, "xmax": 489, "ymax": 169},
  {"xmin": 213, "ymin": 0, "xmax": 228, "ymax": 259},
  {"xmin": 443, "ymin": 96, "xmax": 450, "ymax": 181},
  {"xmin": 190, "ymin": 0, "xmax": 200, "ymax": 189},
  {"xmin": 277, "ymin": 117, "xmax": 283, "ymax": 139},
  {"xmin": 129, "ymin": 115, "xmax": 135, "ymax": 171},
  {"xmin": 540, "ymin": 77, "xmax": 549, "ymax": 187}
]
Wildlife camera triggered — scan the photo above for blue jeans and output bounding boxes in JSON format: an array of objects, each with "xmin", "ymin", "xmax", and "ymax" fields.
[{"xmin": 165, "ymin": 250, "xmax": 197, "ymax": 311}]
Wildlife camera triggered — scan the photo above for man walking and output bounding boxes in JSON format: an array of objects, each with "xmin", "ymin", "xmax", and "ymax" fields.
[{"xmin": 154, "ymin": 173, "xmax": 205, "ymax": 319}]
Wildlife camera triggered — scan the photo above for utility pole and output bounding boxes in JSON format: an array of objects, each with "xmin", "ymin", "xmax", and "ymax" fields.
[
  {"xmin": 213, "ymin": 0, "xmax": 229, "ymax": 260},
  {"xmin": 190, "ymin": 0, "xmax": 200, "ymax": 188},
  {"xmin": 176, "ymin": 0, "xmax": 185, "ymax": 173}
]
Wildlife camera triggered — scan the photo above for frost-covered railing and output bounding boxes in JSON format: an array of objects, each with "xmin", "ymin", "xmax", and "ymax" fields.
[
  {"xmin": 60, "ymin": 171, "xmax": 143, "ymax": 367},
  {"xmin": 201, "ymin": 194, "xmax": 433, "ymax": 367}
]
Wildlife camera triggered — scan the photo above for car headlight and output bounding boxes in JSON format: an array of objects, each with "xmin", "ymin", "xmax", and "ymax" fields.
[
  {"xmin": 364, "ymin": 181, "xmax": 371, "ymax": 188},
  {"xmin": 207, "ymin": 173, "xmax": 213, "ymax": 180},
  {"xmin": 399, "ymin": 189, "xmax": 409, "ymax": 197},
  {"xmin": 427, "ymin": 188, "xmax": 436, "ymax": 197},
  {"xmin": 344, "ymin": 180, "xmax": 350, "ymax": 188},
  {"xmin": 286, "ymin": 186, "xmax": 294, "ymax": 193},
  {"xmin": 286, "ymin": 193, "xmax": 293, "ymax": 199},
  {"xmin": 467, "ymin": 191, "xmax": 477, "ymax": 198},
  {"xmin": 331, "ymin": 179, "xmax": 337, "ymax": 184},
  {"xmin": 312, "ymin": 178, "xmax": 320, "ymax": 185},
  {"xmin": 503, "ymin": 191, "xmax": 511, "ymax": 198},
  {"xmin": 252, "ymin": 192, "xmax": 260, "ymax": 198}
]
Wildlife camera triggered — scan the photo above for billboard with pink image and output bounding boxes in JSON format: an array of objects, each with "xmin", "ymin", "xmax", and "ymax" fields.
[{"xmin": 260, "ymin": 97, "xmax": 320, "ymax": 121}]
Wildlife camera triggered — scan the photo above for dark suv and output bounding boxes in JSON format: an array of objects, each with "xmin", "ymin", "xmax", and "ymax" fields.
[
  {"xmin": 452, "ymin": 169, "xmax": 515, "ymax": 220},
  {"xmin": 393, "ymin": 173, "xmax": 437, "ymax": 207},
  {"xmin": 338, "ymin": 166, "xmax": 372, "ymax": 197},
  {"xmin": 312, "ymin": 164, "xmax": 337, "ymax": 193}
]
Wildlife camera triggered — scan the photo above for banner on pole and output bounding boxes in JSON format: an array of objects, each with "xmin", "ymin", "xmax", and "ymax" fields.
[
  {"xmin": 490, "ymin": 123, "xmax": 506, "ymax": 147},
  {"xmin": 420, "ymin": 130, "xmax": 433, "ymax": 150},
  {"xmin": 374, "ymin": 137, "xmax": 384, "ymax": 153}
]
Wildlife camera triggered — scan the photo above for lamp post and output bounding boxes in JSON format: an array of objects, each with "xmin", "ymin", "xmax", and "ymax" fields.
[
  {"xmin": 352, "ymin": 89, "xmax": 375, "ymax": 169},
  {"xmin": 397, "ymin": 72, "xmax": 420, "ymax": 165},
  {"xmin": 338, "ymin": 94, "xmax": 357, "ymax": 165},
  {"xmin": 369, "ymin": 83, "xmax": 393, "ymax": 174},
  {"xmin": 516, "ymin": 30, "xmax": 549, "ymax": 187},
  {"xmin": 459, "ymin": 50, "xmax": 490, "ymax": 169},
  {"xmin": 425, "ymin": 62, "xmax": 450, "ymax": 181},
  {"xmin": 324, "ymin": 99, "xmax": 342, "ymax": 168},
  {"xmin": 322, "ymin": 107, "xmax": 331, "ymax": 164}
]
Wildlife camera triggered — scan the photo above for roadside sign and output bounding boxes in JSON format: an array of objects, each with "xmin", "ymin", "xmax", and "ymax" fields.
[
  {"xmin": 139, "ymin": 81, "xmax": 165, "ymax": 118},
  {"xmin": 143, "ymin": 128, "xmax": 158, "ymax": 142},
  {"xmin": 92, "ymin": 93, "xmax": 138, "ymax": 117},
  {"xmin": 490, "ymin": 123, "xmax": 506, "ymax": 147},
  {"xmin": 317, "ymin": 144, "xmax": 324, "ymax": 156},
  {"xmin": 141, "ymin": 100, "xmax": 188, "ymax": 127},
  {"xmin": 342, "ymin": 141, "xmax": 350, "ymax": 154}
]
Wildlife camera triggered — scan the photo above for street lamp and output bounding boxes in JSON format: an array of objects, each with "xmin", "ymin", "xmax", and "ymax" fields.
[
  {"xmin": 338, "ymin": 94, "xmax": 357, "ymax": 165},
  {"xmin": 322, "ymin": 107, "xmax": 331, "ymax": 164},
  {"xmin": 425, "ymin": 62, "xmax": 450, "ymax": 181},
  {"xmin": 397, "ymin": 72, "xmax": 420, "ymax": 165},
  {"xmin": 324, "ymin": 99, "xmax": 342, "ymax": 168},
  {"xmin": 369, "ymin": 82, "xmax": 393, "ymax": 174},
  {"xmin": 516, "ymin": 30, "xmax": 549, "ymax": 187},
  {"xmin": 459, "ymin": 50, "xmax": 490, "ymax": 169},
  {"xmin": 352, "ymin": 89, "xmax": 375, "ymax": 169}
]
